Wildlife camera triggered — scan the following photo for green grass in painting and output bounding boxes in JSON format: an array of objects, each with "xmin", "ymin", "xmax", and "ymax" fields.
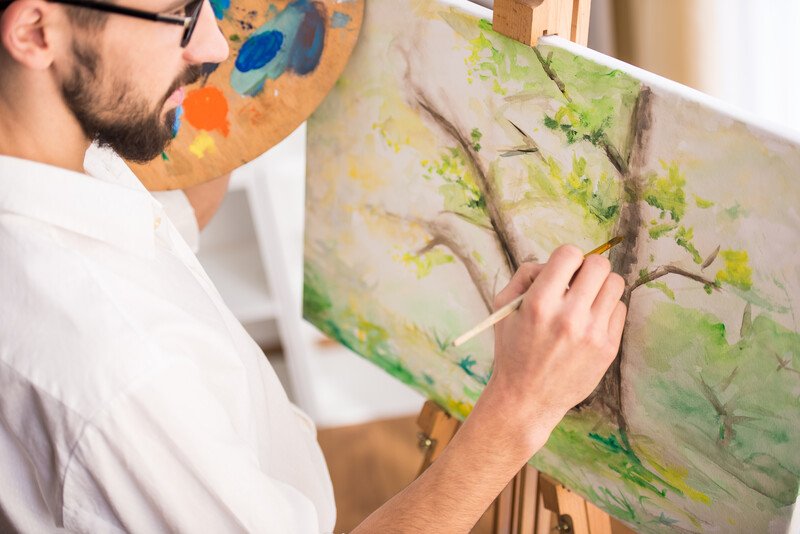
[{"xmin": 524, "ymin": 301, "xmax": 800, "ymax": 531}]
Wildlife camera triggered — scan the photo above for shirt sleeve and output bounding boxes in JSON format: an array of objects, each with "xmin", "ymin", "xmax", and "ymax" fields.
[
  {"xmin": 60, "ymin": 357, "xmax": 321, "ymax": 534},
  {"xmin": 151, "ymin": 189, "xmax": 200, "ymax": 253}
]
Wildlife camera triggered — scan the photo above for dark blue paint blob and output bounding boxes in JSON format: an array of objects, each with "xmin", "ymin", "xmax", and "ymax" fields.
[
  {"xmin": 201, "ymin": 62, "xmax": 220, "ymax": 77},
  {"xmin": 209, "ymin": 0, "xmax": 229, "ymax": 20},
  {"xmin": 288, "ymin": 1, "xmax": 325, "ymax": 75},
  {"xmin": 235, "ymin": 30, "xmax": 285, "ymax": 73}
]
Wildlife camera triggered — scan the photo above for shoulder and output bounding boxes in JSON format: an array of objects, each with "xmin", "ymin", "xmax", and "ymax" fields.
[{"xmin": 0, "ymin": 216, "xmax": 179, "ymax": 419}]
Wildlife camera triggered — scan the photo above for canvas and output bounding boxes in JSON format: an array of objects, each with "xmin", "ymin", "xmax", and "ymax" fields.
[{"xmin": 303, "ymin": 0, "xmax": 800, "ymax": 531}]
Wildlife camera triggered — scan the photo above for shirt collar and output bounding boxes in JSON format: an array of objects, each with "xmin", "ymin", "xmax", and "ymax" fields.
[{"xmin": 0, "ymin": 149, "xmax": 158, "ymax": 257}]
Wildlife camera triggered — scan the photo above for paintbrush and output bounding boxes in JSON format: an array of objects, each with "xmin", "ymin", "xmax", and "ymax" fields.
[{"xmin": 451, "ymin": 236, "xmax": 624, "ymax": 348}]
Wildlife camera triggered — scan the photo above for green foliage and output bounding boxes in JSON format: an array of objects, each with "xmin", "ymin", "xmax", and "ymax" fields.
[
  {"xmin": 303, "ymin": 263, "xmax": 420, "ymax": 388},
  {"xmin": 536, "ymin": 45, "xmax": 641, "ymax": 155},
  {"xmin": 543, "ymin": 115, "xmax": 559, "ymax": 130},
  {"xmin": 644, "ymin": 161, "xmax": 687, "ymax": 222},
  {"xmin": 639, "ymin": 161, "xmax": 716, "ymax": 270},
  {"xmin": 646, "ymin": 281, "xmax": 676, "ymax": 300},
  {"xmin": 588, "ymin": 432, "xmax": 679, "ymax": 497},
  {"xmin": 715, "ymin": 249, "xmax": 753, "ymax": 290},
  {"xmin": 302, "ymin": 261, "xmax": 333, "ymax": 318},
  {"xmin": 462, "ymin": 21, "xmax": 545, "ymax": 93},
  {"xmin": 424, "ymin": 147, "xmax": 489, "ymax": 227},
  {"xmin": 543, "ymin": 99, "xmax": 615, "ymax": 148},
  {"xmin": 640, "ymin": 303, "xmax": 800, "ymax": 505},
  {"xmin": 470, "ymin": 127, "xmax": 483, "ymax": 152},
  {"xmin": 540, "ymin": 155, "xmax": 621, "ymax": 225},
  {"xmin": 647, "ymin": 221, "xmax": 677, "ymax": 239},
  {"xmin": 675, "ymin": 226, "xmax": 702, "ymax": 264}
]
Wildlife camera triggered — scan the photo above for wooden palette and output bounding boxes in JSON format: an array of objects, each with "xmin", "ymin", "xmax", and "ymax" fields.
[{"xmin": 132, "ymin": 0, "xmax": 364, "ymax": 190}]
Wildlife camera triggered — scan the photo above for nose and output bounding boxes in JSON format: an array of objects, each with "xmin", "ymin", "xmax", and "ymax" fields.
[{"xmin": 183, "ymin": 0, "xmax": 230, "ymax": 65}]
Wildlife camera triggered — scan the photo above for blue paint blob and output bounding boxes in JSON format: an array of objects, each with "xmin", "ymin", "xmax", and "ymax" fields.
[
  {"xmin": 235, "ymin": 30, "xmax": 285, "ymax": 73},
  {"xmin": 201, "ymin": 62, "xmax": 220, "ymax": 77},
  {"xmin": 171, "ymin": 105, "xmax": 183, "ymax": 138},
  {"xmin": 331, "ymin": 11, "xmax": 351, "ymax": 28},
  {"xmin": 288, "ymin": 2, "xmax": 325, "ymax": 75},
  {"xmin": 209, "ymin": 0, "xmax": 229, "ymax": 20},
  {"xmin": 230, "ymin": 0, "xmax": 327, "ymax": 96}
]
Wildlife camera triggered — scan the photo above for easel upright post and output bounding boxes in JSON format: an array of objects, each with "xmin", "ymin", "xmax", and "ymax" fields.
[{"xmin": 493, "ymin": 0, "xmax": 593, "ymax": 47}]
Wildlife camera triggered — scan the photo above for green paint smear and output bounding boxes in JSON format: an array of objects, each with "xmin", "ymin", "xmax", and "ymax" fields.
[
  {"xmin": 425, "ymin": 146, "xmax": 489, "ymax": 226},
  {"xmin": 676, "ymin": 226, "xmax": 702, "ymax": 264},
  {"xmin": 303, "ymin": 262, "xmax": 420, "ymax": 388},
  {"xmin": 539, "ymin": 156, "xmax": 621, "ymax": 226},
  {"xmin": 694, "ymin": 194, "xmax": 714, "ymax": 208},
  {"xmin": 470, "ymin": 127, "xmax": 482, "ymax": 152},
  {"xmin": 646, "ymin": 281, "xmax": 675, "ymax": 300},
  {"xmin": 644, "ymin": 161, "xmax": 687, "ymax": 222},
  {"xmin": 640, "ymin": 302, "xmax": 800, "ymax": 505}
]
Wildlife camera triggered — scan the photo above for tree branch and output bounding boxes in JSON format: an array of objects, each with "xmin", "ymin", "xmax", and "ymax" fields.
[
  {"xmin": 505, "ymin": 120, "xmax": 547, "ymax": 164},
  {"xmin": 532, "ymin": 48, "xmax": 628, "ymax": 176},
  {"xmin": 629, "ymin": 264, "xmax": 721, "ymax": 296},
  {"xmin": 411, "ymin": 90, "xmax": 523, "ymax": 272},
  {"xmin": 365, "ymin": 206, "xmax": 496, "ymax": 313}
]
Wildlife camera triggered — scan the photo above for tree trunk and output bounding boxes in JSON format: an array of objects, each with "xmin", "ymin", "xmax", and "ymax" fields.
[{"xmin": 577, "ymin": 87, "xmax": 654, "ymax": 443}]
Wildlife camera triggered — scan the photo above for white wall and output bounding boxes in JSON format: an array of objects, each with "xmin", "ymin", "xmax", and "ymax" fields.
[{"xmin": 708, "ymin": 0, "xmax": 800, "ymax": 130}]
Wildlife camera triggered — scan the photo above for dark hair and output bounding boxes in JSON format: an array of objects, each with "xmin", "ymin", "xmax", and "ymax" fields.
[
  {"xmin": 64, "ymin": 2, "xmax": 110, "ymax": 30},
  {"xmin": 0, "ymin": 1, "xmax": 109, "ymax": 29}
]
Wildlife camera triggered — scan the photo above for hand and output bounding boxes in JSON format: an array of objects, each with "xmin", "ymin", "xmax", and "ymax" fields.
[
  {"xmin": 182, "ymin": 173, "xmax": 232, "ymax": 230},
  {"xmin": 351, "ymin": 246, "xmax": 626, "ymax": 533},
  {"xmin": 480, "ymin": 245, "xmax": 627, "ymax": 453}
]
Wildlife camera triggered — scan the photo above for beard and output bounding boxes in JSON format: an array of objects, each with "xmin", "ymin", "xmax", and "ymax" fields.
[{"xmin": 60, "ymin": 39, "xmax": 201, "ymax": 163}]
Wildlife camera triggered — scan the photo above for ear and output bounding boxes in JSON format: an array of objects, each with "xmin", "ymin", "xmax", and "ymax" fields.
[{"xmin": 1, "ymin": 0, "xmax": 59, "ymax": 70}]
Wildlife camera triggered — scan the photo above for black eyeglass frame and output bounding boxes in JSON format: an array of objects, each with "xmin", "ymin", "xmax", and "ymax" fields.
[{"xmin": 0, "ymin": 0, "xmax": 204, "ymax": 47}]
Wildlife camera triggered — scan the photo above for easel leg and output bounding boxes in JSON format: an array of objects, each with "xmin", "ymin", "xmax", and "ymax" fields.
[
  {"xmin": 494, "ymin": 464, "xmax": 538, "ymax": 533},
  {"xmin": 415, "ymin": 403, "xmax": 630, "ymax": 534},
  {"xmin": 416, "ymin": 400, "xmax": 460, "ymax": 475}
]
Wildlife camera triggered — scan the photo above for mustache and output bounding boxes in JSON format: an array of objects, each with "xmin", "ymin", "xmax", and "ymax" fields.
[{"xmin": 160, "ymin": 64, "xmax": 204, "ymax": 107}]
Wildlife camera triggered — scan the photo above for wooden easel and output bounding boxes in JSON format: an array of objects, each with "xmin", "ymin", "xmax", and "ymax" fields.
[{"xmin": 417, "ymin": 401, "xmax": 634, "ymax": 534}]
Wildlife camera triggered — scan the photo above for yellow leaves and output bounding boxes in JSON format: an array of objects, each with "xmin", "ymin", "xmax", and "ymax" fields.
[
  {"xmin": 347, "ymin": 155, "xmax": 385, "ymax": 191},
  {"xmin": 400, "ymin": 249, "xmax": 455, "ymax": 279},
  {"xmin": 715, "ymin": 249, "xmax": 753, "ymax": 290},
  {"xmin": 443, "ymin": 397, "xmax": 474, "ymax": 419}
]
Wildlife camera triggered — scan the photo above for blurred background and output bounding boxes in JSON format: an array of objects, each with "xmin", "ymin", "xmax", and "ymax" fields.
[{"xmin": 195, "ymin": 1, "xmax": 800, "ymax": 530}]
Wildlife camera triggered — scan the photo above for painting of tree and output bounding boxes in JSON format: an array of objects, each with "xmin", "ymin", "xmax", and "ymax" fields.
[{"xmin": 304, "ymin": 0, "xmax": 800, "ymax": 531}]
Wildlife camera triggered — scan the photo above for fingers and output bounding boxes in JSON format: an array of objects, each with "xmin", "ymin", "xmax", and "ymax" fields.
[
  {"xmin": 590, "ymin": 272, "xmax": 625, "ymax": 318},
  {"xmin": 567, "ymin": 255, "xmax": 611, "ymax": 307},
  {"xmin": 608, "ymin": 300, "xmax": 627, "ymax": 348},
  {"xmin": 493, "ymin": 262, "xmax": 545, "ymax": 309},
  {"xmin": 528, "ymin": 245, "xmax": 585, "ymax": 302}
]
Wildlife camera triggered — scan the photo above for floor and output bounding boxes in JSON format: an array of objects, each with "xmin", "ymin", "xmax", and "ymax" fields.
[{"xmin": 317, "ymin": 415, "xmax": 494, "ymax": 533}]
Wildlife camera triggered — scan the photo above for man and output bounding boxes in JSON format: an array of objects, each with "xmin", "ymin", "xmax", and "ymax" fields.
[{"xmin": 0, "ymin": 0, "xmax": 627, "ymax": 531}]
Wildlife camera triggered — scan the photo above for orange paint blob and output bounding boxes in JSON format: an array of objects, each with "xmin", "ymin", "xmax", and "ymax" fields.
[{"xmin": 183, "ymin": 86, "xmax": 230, "ymax": 137}]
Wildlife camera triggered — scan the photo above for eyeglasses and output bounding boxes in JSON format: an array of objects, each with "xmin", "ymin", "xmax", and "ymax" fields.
[{"xmin": 0, "ymin": 0, "xmax": 205, "ymax": 47}]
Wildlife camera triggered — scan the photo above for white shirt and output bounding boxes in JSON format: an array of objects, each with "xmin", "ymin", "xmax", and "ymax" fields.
[{"xmin": 0, "ymin": 148, "xmax": 336, "ymax": 533}]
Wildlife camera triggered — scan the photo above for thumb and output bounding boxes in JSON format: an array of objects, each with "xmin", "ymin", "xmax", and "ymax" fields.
[{"xmin": 493, "ymin": 262, "xmax": 545, "ymax": 310}]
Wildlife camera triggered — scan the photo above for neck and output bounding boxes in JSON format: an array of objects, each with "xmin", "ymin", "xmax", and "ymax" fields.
[{"xmin": 0, "ymin": 65, "xmax": 91, "ymax": 173}]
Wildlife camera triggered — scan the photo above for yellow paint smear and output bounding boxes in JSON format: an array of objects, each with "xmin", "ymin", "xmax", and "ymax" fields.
[{"xmin": 188, "ymin": 131, "xmax": 217, "ymax": 159}]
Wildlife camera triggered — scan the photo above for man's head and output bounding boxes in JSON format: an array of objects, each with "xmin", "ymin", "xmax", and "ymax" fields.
[{"xmin": 0, "ymin": 0, "xmax": 229, "ymax": 162}]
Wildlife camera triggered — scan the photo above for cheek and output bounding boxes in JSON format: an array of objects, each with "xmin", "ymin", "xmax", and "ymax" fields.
[{"xmin": 101, "ymin": 21, "xmax": 184, "ymax": 99}]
